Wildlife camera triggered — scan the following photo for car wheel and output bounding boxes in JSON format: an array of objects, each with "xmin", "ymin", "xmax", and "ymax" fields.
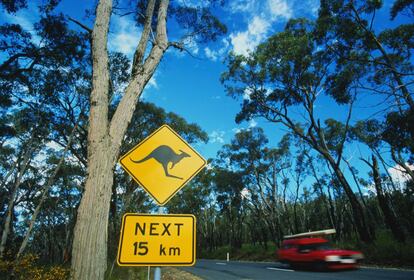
[
  {"xmin": 289, "ymin": 262, "xmax": 298, "ymax": 270},
  {"xmin": 314, "ymin": 261, "xmax": 327, "ymax": 271}
]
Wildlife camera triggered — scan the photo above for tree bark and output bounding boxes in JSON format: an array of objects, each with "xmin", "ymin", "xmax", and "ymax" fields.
[
  {"xmin": 0, "ymin": 146, "xmax": 32, "ymax": 259},
  {"xmin": 327, "ymin": 154, "xmax": 373, "ymax": 242},
  {"xmin": 15, "ymin": 121, "xmax": 78, "ymax": 261},
  {"xmin": 70, "ymin": 0, "xmax": 113, "ymax": 278},
  {"xmin": 365, "ymin": 155, "xmax": 406, "ymax": 242},
  {"xmin": 271, "ymin": 98, "xmax": 374, "ymax": 242},
  {"xmin": 350, "ymin": 4, "xmax": 414, "ymax": 110},
  {"xmin": 70, "ymin": 0, "xmax": 170, "ymax": 279},
  {"xmin": 391, "ymin": 148, "xmax": 414, "ymax": 187}
]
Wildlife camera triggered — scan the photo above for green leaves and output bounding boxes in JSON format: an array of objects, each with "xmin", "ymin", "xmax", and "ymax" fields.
[
  {"xmin": 390, "ymin": 0, "xmax": 414, "ymax": 19},
  {"xmin": 0, "ymin": 0, "xmax": 27, "ymax": 13}
]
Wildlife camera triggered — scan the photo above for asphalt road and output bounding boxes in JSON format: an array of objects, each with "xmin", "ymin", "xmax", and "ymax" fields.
[{"xmin": 180, "ymin": 259, "xmax": 414, "ymax": 280}]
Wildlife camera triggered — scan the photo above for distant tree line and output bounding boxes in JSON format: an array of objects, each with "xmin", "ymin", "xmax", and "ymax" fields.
[{"xmin": 0, "ymin": 0, "xmax": 413, "ymax": 278}]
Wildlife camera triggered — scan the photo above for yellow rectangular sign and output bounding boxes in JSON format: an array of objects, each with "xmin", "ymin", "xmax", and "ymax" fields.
[{"xmin": 117, "ymin": 214, "xmax": 196, "ymax": 266}]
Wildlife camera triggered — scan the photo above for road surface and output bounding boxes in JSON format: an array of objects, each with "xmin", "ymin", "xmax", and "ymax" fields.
[{"xmin": 180, "ymin": 259, "xmax": 414, "ymax": 280}]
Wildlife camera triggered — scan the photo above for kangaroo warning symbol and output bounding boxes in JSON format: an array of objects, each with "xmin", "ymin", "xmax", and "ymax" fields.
[{"xmin": 119, "ymin": 125, "xmax": 206, "ymax": 205}]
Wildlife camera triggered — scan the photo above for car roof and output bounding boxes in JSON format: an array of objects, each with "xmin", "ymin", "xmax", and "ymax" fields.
[{"xmin": 282, "ymin": 237, "xmax": 328, "ymax": 245}]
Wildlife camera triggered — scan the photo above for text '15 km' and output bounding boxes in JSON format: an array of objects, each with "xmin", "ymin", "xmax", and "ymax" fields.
[{"xmin": 117, "ymin": 214, "xmax": 196, "ymax": 266}]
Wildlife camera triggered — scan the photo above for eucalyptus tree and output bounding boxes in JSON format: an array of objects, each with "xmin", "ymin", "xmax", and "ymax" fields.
[
  {"xmin": 0, "ymin": 1, "xmax": 89, "ymax": 267},
  {"xmin": 65, "ymin": 1, "xmax": 226, "ymax": 278},
  {"xmin": 318, "ymin": 0, "xmax": 413, "ymax": 105},
  {"xmin": 211, "ymin": 167, "xmax": 246, "ymax": 249},
  {"xmin": 317, "ymin": 0, "xmax": 414, "ymax": 157},
  {"xmin": 221, "ymin": 18, "xmax": 374, "ymax": 242},
  {"xmin": 361, "ymin": 155, "xmax": 407, "ymax": 242},
  {"xmin": 215, "ymin": 128, "xmax": 294, "ymax": 245}
]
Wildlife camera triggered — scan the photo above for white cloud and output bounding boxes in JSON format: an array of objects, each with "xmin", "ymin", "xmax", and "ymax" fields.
[
  {"xmin": 147, "ymin": 76, "xmax": 158, "ymax": 89},
  {"xmin": 248, "ymin": 119, "xmax": 257, "ymax": 128},
  {"xmin": 243, "ymin": 88, "xmax": 253, "ymax": 100},
  {"xmin": 230, "ymin": 15, "xmax": 272, "ymax": 56},
  {"xmin": 206, "ymin": 163, "xmax": 213, "ymax": 170},
  {"xmin": 6, "ymin": 13, "xmax": 33, "ymax": 32},
  {"xmin": 249, "ymin": 15, "xmax": 271, "ymax": 35},
  {"xmin": 176, "ymin": 0, "xmax": 210, "ymax": 8},
  {"xmin": 308, "ymin": 0, "xmax": 320, "ymax": 15},
  {"xmin": 230, "ymin": 10, "xmax": 287, "ymax": 56},
  {"xmin": 46, "ymin": 141, "xmax": 63, "ymax": 151},
  {"xmin": 172, "ymin": 37, "xmax": 200, "ymax": 58},
  {"xmin": 363, "ymin": 163, "xmax": 413, "ymax": 195},
  {"xmin": 184, "ymin": 37, "xmax": 199, "ymax": 55},
  {"xmin": 3, "ymin": 7, "xmax": 41, "ymax": 44},
  {"xmin": 232, "ymin": 127, "xmax": 242, "ymax": 134},
  {"xmin": 268, "ymin": 0, "xmax": 293, "ymax": 20},
  {"xmin": 209, "ymin": 130, "xmax": 225, "ymax": 144},
  {"xmin": 229, "ymin": 0, "xmax": 255, "ymax": 13},
  {"xmin": 388, "ymin": 163, "xmax": 413, "ymax": 187},
  {"xmin": 204, "ymin": 38, "xmax": 230, "ymax": 61},
  {"xmin": 227, "ymin": 0, "xmax": 299, "ymax": 55},
  {"xmin": 205, "ymin": 47, "xmax": 218, "ymax": 61},
  {"xmin": 109, "ymin": 16, "xmax": 141, "ymax": 57},
  {"xmin": 230, "ymin": 31, "xmax": 250, "ymax": 56},
  {"xmin": 141, "ymin": 72, "xmax": 160, "ymax": 100},
  {"xmin": 241, "ymin": 187, "xmax": 251, "ymax": 199},
  {"xmin": 294, "ymin": 0, "xmax": 320, "ymax": 17}
]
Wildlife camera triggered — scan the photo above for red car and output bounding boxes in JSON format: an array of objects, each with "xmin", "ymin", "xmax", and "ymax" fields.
[{"xmin": 277, "ymin": 229, "xmax": 364, "ymax": 270}]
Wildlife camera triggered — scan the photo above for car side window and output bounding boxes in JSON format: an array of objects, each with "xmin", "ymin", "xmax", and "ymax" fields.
[
  {"xmin": 283, "ymin": 244, "xmax": 297, "ymax": 249},
  {"xmin": 298, "ymin": 245, "xmax": 313, "ymax": 253}
]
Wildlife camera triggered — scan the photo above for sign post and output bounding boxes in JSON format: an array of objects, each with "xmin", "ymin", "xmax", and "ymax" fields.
[
  {"xmin": 153, "ymin": 206, "xmax": 163, "ymax": 280},
  {"xmin": 117, "ymin": 125, "xmax": 205, "ymax": 277}
]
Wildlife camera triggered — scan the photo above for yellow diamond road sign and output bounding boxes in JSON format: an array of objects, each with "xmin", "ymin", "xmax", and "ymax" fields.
[
  {"xmin": 119, "ymin": 124, "xmax": 206, "ymax": 205},
  {"xmin": 117, "ymin": 214, "xmax": 196, "ymax": 266}
]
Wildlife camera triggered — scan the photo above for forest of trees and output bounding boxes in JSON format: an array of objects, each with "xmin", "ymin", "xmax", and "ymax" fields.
[{"xmin": 0, "ymin": 0, "xmax": 413, "ymax": 279}]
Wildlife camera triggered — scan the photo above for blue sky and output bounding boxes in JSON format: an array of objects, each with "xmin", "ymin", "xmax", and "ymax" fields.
[{"xmin": 1, "ymin": 0, "xmax": 411, "ymax": 192}]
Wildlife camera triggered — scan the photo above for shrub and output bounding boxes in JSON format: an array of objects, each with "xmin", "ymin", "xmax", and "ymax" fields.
[{"xmin": 0, "ymin": 254, "xmax": 69, "ymax": 280}]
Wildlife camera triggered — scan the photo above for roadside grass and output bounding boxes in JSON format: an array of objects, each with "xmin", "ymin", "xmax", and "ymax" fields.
[
  {"xmin": 334, "ymin": 231, "xmax": 414, "ymax": 268},
  {"xmin": 107, "ymin": 266, "xmax": 201, "ymax": 280},
  {"xmin": 201, "ymin": 231, "xmax": 414, "ymax": 269},
  {"xmin": 200, "ymin": 243, "xmax": 277, "ymax": 262}
]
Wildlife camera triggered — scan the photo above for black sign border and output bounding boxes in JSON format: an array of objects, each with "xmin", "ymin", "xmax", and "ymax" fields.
[{"xmin": 118, "ymin": 124, "xmax": 207, "ymax": 206}]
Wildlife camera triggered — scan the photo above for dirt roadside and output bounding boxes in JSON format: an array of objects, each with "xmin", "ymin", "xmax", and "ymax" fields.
[{"xmin": 162, "ymin": 267, "xmax": 202, "ymax": 280}]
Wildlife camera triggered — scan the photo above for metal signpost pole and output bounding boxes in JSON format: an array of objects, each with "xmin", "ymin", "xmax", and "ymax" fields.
[
  {"xmin": 153, "ymin": 266, "xmax": 161, "ymax": 280},
  {"xmin": 153, "ymin": 206, "xmax": 163, "ymax": 280},
  {"xmin": 117, "ymin": 125, "xmax": 205, "ymax": 274}
]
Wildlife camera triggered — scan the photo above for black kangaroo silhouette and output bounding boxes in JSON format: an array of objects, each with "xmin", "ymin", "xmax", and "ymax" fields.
[{"xmin": 130, "ymin": 145, "xmax": 190, "ymax": 180}]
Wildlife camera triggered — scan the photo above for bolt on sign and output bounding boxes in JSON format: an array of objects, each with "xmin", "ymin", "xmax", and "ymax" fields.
[
  {"xmin": 117, "ymin": 214, "xmax": 196, "ymax": 266},
  {"xmin": 119, "ymin": 124, "xmax": 207, "ymax": 205}
]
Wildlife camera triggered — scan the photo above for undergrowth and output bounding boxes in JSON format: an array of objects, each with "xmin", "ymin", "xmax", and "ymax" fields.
[{"xmin": 201, "ymin": 231, "xmax": 414, "ymax": 268}]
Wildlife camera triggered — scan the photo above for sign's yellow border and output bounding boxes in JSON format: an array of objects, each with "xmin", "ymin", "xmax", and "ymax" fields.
[
  {"xmin": 118, "ymin": 124, "xmax": 207, "ymax": 206},
  {"xmin": 116, "ymin": 213, "xmax": 196, "ymax": 266}
]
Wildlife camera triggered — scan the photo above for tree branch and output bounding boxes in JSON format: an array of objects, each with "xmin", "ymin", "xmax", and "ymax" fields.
[
  {"xmin": 168, "ymin": 41, "xmax": 203, "ymax": 60},
  {"xmin": 67, "ymin": 17, "xmax": 92, "ymax": 34},
  {"xmin": 109, "ymin": 0, "xmax": 170, "ymax": 156},
  {"xmin": 131, "ymin": 0, "xmax": 156, "ymax": 75}
]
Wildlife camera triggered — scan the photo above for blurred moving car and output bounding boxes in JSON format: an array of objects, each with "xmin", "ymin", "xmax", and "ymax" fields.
[{"xmin": 277, "ymin": 229, "xmax": 364, "ymax": 270}]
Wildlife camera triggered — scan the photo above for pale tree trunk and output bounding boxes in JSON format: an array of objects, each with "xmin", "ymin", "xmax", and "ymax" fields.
[
  {"xmin": 70, "ymin": 0, "xmax": 169, "ymax": 279},
  {"xmin": 0, "ymin": 146, "xmax": 32, "ymax": 258},
  {"xmin": 15, "ymin": 122, "xmax": 79, "ymax": 261},
  {"xmin": 273, "ymin": 94, "xmax": 373, "ymax": 242},
  {"xmin": 363, "ymin": 155, "xmax": 406, "ymax": 243},
  {"xmin": 391, "ymin": 147, "xmax": 414, "ymax": 188}
]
